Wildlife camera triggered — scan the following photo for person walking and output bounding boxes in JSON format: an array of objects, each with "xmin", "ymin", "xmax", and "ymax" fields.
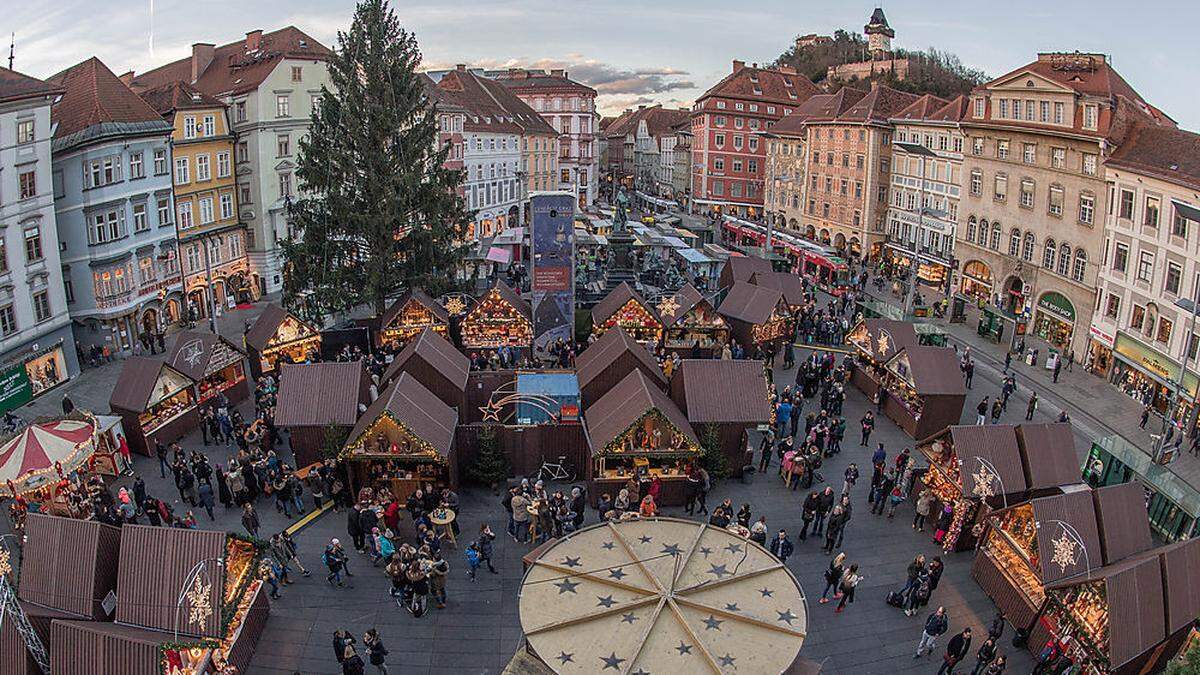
[
  {"xmin": 990, "ymin": 397, "xmax": 1003, "ymax": 424},
  {"xmin": 859, "ymin": 411, "xmax": 875, "ymax": 446},
  {"xmin": 1026, "ymin": 393, "xmax": 1039, "ymax": 421},
  {"xmin": 913, "ymin": 488, "xmax": 934, "ymax": 531},
  {"xmin": 914, "ymin": 606, "xmax": 949, "ymax": 658},
  {"xmin": 324, "ymin": 539, "xmax": 350, "ymax": 587},
  {"xmin": 976, "ymin": 397, "xmax": 989, "ymax": 425},
  {"xmin": 971, "ymin": 637, "xmax": 998, "ymax": 675},
  {"xmin": 1003, "ymin": 351, "xmax": 1012, "ymax": 373},
  {"xmin": 197, "ymin": 481, "xmax": 215, "ymax": 520},
  {"xmin": 333, "ymin": 630, "xmax": 355, "ymax": 665},
  {"xmin": 1140, "ymin": 405, "xmax": 1151, "ymax": 429},
  {"xmin": 817, "ymin": 552, "xmax": 845, "ymax": 604},
  {"xmin": 799, "ymin": 491, "xmax": 818, "ymax": 541},
  {"xmin": 241, "ymin": 503, "xmax": 260, "ymax": 537},
  {"xmin": 822, "ymin": 506, "xmax": 846, "ymax": 554},
  {"xmin": 478, "ymin": 523, "xmax": 498, "ymax": 574},
  {"xmin": 768, "ymin": 529, "xmax": 794, "ymax": 564},
  {"xmin": 964, "ymin": 360, "xmax": 975, "ymax": 388},
  {"xmin": 938, "ymin": 628, "xmax": 972, "ymax": 675},
  {"xmin": 363, "ymin": 628, "xmax": 389, "ymax": 675},
  {"xmin": 511, "ymin": 492, "xmax": 531, "ymax": 543},
  {"xmin": 834, "ymin": 564, "xmax": 860, "ymax": 613},
  {"xmin": 841, "ymin": 463, "xmax": 859, "ymax": 496},
  {"xmin": 427, "ymin": 549, "xmax": 449, "ymax": 608},
  {"xmin": 812, "ymin": 486, "xmax": 834, "ymax": 536},
  {"xmin": 341, "ymin": 644, "xmax": 366, "ymax": 675},
  {"xmin": 1052, "ymin": 357, "xmax": 1062, "ymax": 383}
]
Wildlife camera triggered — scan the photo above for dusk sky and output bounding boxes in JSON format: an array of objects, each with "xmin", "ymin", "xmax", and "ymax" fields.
[{"xmin": 11, "ymin": 0, "xmax": 1198, "ymax": 130}]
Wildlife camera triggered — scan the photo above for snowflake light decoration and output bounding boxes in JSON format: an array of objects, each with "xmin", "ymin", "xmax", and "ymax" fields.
[
  {"xmin": 0, "ymin": 547, "xmax": 10, "ymax": 579},
  {"xmin": 876, "ymin": 329, "xmax": 892, "ymax": 357},
  {"xmin": 178, "ymin": 338, "xmax": 206, "ymax": 369},
  {"xmin": 970, "ymin": 461, "xmax": 996, "ymax": 498},
  {"xmin": 443, "ymin": 296, "xmax": 467, "ymax": 316},
  {"xmin": 185, "ymin": 573, "xmax": 213, "ymax": 628},
  {"xmin": 1049, "ymin": 529, "xmax": 1079, "ymax": 573},
  {"xmin": 656, "ymin": 295, "xmax": 680, "ymax": 319}
]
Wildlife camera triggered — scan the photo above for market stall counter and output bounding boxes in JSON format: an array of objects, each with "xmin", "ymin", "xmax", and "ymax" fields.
[
  {"xmin": 844, "ymin": 318, "xmax": 919, "ymax": 398},
  {"xmin": 670, "ymin": 359, "xmax": 770, "ymax": 477},
  {"xmin": 243, "ymin": 303, "xmax": 322, "ymax": 380},
  {"xmin": 717, "ymin": 282, "xmax": 793, "ymax": 351},
  {"xmin": 584, "ymin": 369, "xmax": 702, "ymax": 507},
  {"xmin": 657, "ymin": 283, "xmax": 730, "ymax": 356},
  {"xmin": 164, "ymin": 329, "xmax": 251, "ymax": 406},
  {"xmin": 377, "ymin": 287, "xmax": 450, "ymax": 349},
  {"xmin": 878, "ymin": 346, "xmax": 967, "ymax": 440},
  {"xmin": 460, "ymin": 281, "xmax": 533, "ymax": 357},
  {"xmin": 342, "ymin": 372, "xmax": 459, "ymax": 503},
  {"xmin": 109, "ymin": 356, "xmax": 198, "ymax": 457},
  {"xmin": 590, "ymin": 281, "xmax": 663, "ymax": 345}
]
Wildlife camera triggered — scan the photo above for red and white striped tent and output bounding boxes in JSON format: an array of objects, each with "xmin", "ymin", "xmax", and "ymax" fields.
[{"xmin": 0, "ymin": 419, "xmax": 97, "ymax": 497}]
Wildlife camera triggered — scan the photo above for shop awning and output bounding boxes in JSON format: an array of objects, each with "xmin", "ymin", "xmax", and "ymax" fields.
[
  {"xmin": 486, "ymin": 246, "xmax": 513, "ymax": 263},
  {"xmin": 676, "ymin": 248, "xmax": 714, "ymax": 265}
]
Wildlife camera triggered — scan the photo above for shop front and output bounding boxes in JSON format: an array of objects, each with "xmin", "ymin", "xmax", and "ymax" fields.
[
  {"xmin": 1085, "ymin": 324, "xmax": 1115, "ymax": 379},
  {"xmin": 377, "ymin": 288, "xmax": 450, "ymax": 349},
  {"xmin": 0, "ymin": 339, "xmax": 74, "ymax": 415},
  {"xmin": 717, "ymin": 282, "xmax": 792, "ymax": 350},
  {"xmin": 590, "ymin": 282, "xmax": 663, "ymax": 345},
  {"xmin": 109, "ymin": 357, "xmax": 198, "ymax": 456},
  {"xmin": 658, "ymin": 284, "xmax": 730, "ymax": 356},
  {"xmin": 1033, "ymin": 291, "xmax": 1076, "ymax": 352},
  {"xmin": 165, "ymin": 330, "xmax": 251, "ymax": 407},
  {"xmin": 1083, "ymin": 435, "xmax": 1200, "ymax": 543},
  {"xmin": 243, "ymin": 304, "xmax": 322, "ymax": 380},
  {"xmin": 460, "ymin": 282, "xmax": 534, "ymax": 356},
  {"xmin": 878, "ymin": 346, "xmax": 967, "ymax": 440},
  {"xmin": 1109, "ymin": 332, "xmax": 1200, "ymax": 428},
  {"xmin": 960, "ymin": 260, "xmax": 994, "ymax": 302}
]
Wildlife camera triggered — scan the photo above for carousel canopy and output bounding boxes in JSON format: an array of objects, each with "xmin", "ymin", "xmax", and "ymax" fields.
[
  {"xmin": 0, "ymin": 418, "xmax": 97, "ymax": 496},
  {"xmin": 585, "ymin": 370, "xmax": 698, "ymax": 454},
  {"xmin": 163, "ymin": 329, "xmax": 246, "ymax": 382},
  {"xmin": 518, "ymin": 517, "xmax": 808, "ymax": 675},
  {"xmin": 591, "ymin": 282, "xmax": 661, "ymax": 327},
  {"xmin": 718, "ymin": 283, "xmax": 786, "ymax": 325}
]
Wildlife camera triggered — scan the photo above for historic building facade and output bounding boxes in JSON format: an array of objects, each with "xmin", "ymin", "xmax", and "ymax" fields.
[{"xmin": 0, "ymin": 68, "xmax": 79, "ymax": 397}]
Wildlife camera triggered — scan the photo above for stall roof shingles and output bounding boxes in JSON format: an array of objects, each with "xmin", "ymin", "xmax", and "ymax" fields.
[
  {"xmin": 591, "ymin": 282, "xmax": 661, "ymax": 326},
  {"xmin": 163, "ymin": 330, "xmax": 244, "ymax": 382},
  {"xmin": 348, "ymin": 373, "xmax": 457, "ymax": 457},
  {"xmin": 1015, "ymin": 423, "xmax": 1081, "ymax": 489},
  {"xmin": 586, "ymin": 370, "xmax": 698, "ymax": 453},
  {"xmin": 18, "ymin": 514, "xmax": 121, "ymax": 619},
  {"xmin": 109, "ymin": 357, "xmax": 187, "ymax": 413},
  {"xmin": 381, "ymin": 328, "xmax": 469, "ymax": 392},
  {"xmin": 944, "ymin": 425, "xmax": 1028, "ymax": 495},
  {"xmin": 890, "ymin": 346, "xmax": 966, "ymax": 396},
  {"xmin": 719, "ymin": 256, "xmax": 773, "ymax": 288},
  {"xmin": 575, "ymin": 327, "xmax": 666, "ymax": 393},
  {"xmin": 749, "ymin": 271, "xmax": 805, "ymax": 307},
  {"xmin": 273, "ymin": 362, "xmax": 365, "ymax": 427},
  {"xmin": 1092, "ymin": 481, "xmax": 1153, "ymax": 564},
  {"xmin": 380, "ymin": 288, "xmax": 450, "ymax": 330},
  {"xmin": 1156, "ymin": 537, "xmax": 1200, "ymax": 633},
  {"xmin": 115, "ymin": 525, "xmax": 226, "ymax": 637},
  {"xmin": 673, "ymin": 359, "xmax": 770, "ymax": 424},
  {"xmin": 1028, "ymin": 489, "xmax": 1103, "ymax": 584},
  {"xmin": 718, "ymin": 282, "xmax": 786, "ymax": 325}
]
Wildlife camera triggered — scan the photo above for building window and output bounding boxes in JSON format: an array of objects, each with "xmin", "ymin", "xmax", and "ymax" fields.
[
  {"xmin": 18, "ymin": 171, "xmax": 36, "ymax": 200},
  {"xmin": 133, "ymin": 203, "xmax": 148, "ymax": 232},
  {"xmin": 1009, "ymin": 228, "xmax": 1021, "ymax": 256},
  {"xmin": 17, "ymin": 119, "xmax": 35, "ymax": 144},
  {"xmin": 1051, "ymin": 148, "xmax": 1065, "ymax": 169},
  {"xmin": 1023, "ymin": 143, "xmax": 1036, "ymax": 164},
  {"xmin": 0, "ymin": 306, "xmax": 14, "ymax": 336},
  {"xmin": 1019, "ymin": 179, "xmax": 1034, "ymax": 208},
  {"xmin": 1042, "ymin": 238, "xmax": 1056, "ymax": 269},
  {"xmin": 1105, "ymin": 294, "xmax": 1120, "ymax": 320},
  {"xmin": 1136, "ymin": 250, "xmax": 1154, "ymax": 282},
  {"xmin": 1166, "ymin": 262, "xmax": 1182, "ymax": 295},
  {"xmin": 990, "ymin": 223, "xmax": 1001, "ymax": 250},
  {"xmin": 1157, "ymin": 317, "xmax": 1173, "ymax": 344},
  {"xmin": 277, "ymin": 134, "xmax": 290, "ymax": 157},
  {"xmin": 972, "ymin": 138, "xmax": 984, "ymax": 156},
  {"xmin": 993, "ymin": 174, "xmax": 1007, "ymax": 201},
  {"xmin": 1083, "ymin": 104, "xmax": 1098, "ymax": 130},
  {"xmin": 732, "ymin": 160, "xmax": 742, "ymax": 172},
  {"xmin": 1057, "ymin": 243, "xmax": 1071, "ymax": 276},
  {"xmin": 1079, "ymin": 194, "xmax": 1095, "ymax": 224},
  {"xmin": 1144, "ymin": 195, "xmax": 1160, "ymax": 228},
  {"xmin": 966, "ymin": 217, "xmax": 977, "ymax": 243},
  {"xmin": 178, "ymin": 202, "xmax": 193, "ymax": 229},
  {"xmin": 184, "ymin": 116, "xmax": 197, "ymax": 139},
  {"xmin": 279, "ymin": 173, "xmax": 292, "ymax": 197},
  {"xmin": 714, "ymin": 158, "xmax": 724, "ymax": 171},
  {"xmin": 196, "ymin": 154, "xmax": 211, "ymax": 181},
  {"xmin": 291, "ymin": 66, "xmax": 302, "ymax": 82},
  {"xmin": 1082, "ymin": 153, "xmax": 1098, "ymax": 176},
  {"xmin": 974, "ymin": 98, "xmax": 985, "ymax": 118},
  {"xmin": 733, "ymin": 136, "xmax": 743, "ymax": 150},
  {"xmin": 1130, "ymin": 304, "xmax": 1145, "ymax": 331},
  {"xmin": 202, "ymin": 115, "xmax": 215, "ymax": 137},
  {"xmin": 1173, "ymin": 208, "xmax": 1191, "ymax": 238},
  {"xmin": 969, "ymin": 170, "xmax": 982, "ymax": 196},
  {"xmin": 220, "ymin": 193, "xmax": 234, "ymax": 220},
  {"xmin": 996, "ymin": 140, "xmax": 1009, "ymax": 160},
  {"xmin": 1118, "ymin": 189, "xmax": 1135, "ymax": 219},
  {"xmin": 24, "ymin": 225, "xmax": 43, "ymax": 262},
  {"xmin": 1072, "ymin": 250, "xmax": 1087, "ymax": 282},
  {"xmin": 1022, "ymin": 232, "xmax": 1035, "ymax": 261},
  {"xmin": 714, "ymin": 133, "xmax": 725, "ymax": 148},
  {"xmin": 199, "ymin": 197, "xmax": 214, "ymax": 224},
  {"xmin": 1049, "ymin": 185, "xmax": 1064, "ymax": 216},
  {"xmin": 129, "ymin": 152, "xmax": 144, "ymax": 179},
  {"xmin": 276, "ymin": 95, "xmax": 290, "ymax": 118},
  {"xmin": 154, "ymin": 149, "xmax": 167, "ymax": 175},
  {"xmin": 1054, "ymin": 102, "xmax": 1064, "ymax": 125},
  {"xmin": 175, "ymin": 157, "xmax": 190, "ymax": 184},
  {"xmin": 32, "ymin": 291, "xmax": 50, "ymax": 323},
  {"xmin": 1113, "ymin": 242, "xmax": 1129, "ymax": 272},
  {"xmin": 157, "ymin": 198, "xmax": 171, "ymax": 227},
  {"xmin": 217, "ymin": 152, "xmax": 231, "ymax": 178}
]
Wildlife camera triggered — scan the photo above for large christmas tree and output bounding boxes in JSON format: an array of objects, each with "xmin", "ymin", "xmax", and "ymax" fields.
[{"xmin": 282, "ymin": 0, "xmax": 472, "ymax": 321}]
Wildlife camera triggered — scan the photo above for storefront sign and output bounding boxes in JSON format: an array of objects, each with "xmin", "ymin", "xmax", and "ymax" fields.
[
  {"xmin": 1036, "ymin": 291, "xmax": 1076, "ymax": 323},
  {"xmin": 0, "ymin": 364, "xmax": 33, "ymax": 415},
  {"xmin": 1114, "ymin": 332, "xmax": 1200, "ymax": 398},
  {"xmin": 1089, "ymin": 324, "xmax": 1115, "ymax": 348}
]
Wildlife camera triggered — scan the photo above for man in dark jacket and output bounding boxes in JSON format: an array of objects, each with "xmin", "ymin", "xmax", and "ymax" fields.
[
  {"xmin": 938, "ymin": 628, "xmax": 972, "ymax": 674},
  {"xmin": 799, "ymin": 491, "xmax": 819, "ymax": 540},
  {"xmin": 915, "ymin": 606, "xmax": 949, "ymax": 658},
  {"xmin": 812, "ymin": 486, "xmax": 835, "ymax": 535},
  {"xmin": 768, "ymin": 530, "xmax": 794, "ymax": 563},
  {"xmin": 347, "ymin": 505, "xmax": 366, "ymax": 553}
]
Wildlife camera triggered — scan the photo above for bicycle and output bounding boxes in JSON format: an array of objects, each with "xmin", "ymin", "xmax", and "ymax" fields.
[{"xmin": 536, "ymin": 455, "xmax": 576, "ymax": 483}]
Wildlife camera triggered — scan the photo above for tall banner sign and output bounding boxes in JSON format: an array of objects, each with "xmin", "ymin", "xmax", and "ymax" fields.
[{"xmin": 530, "ymin": 192, "xmax": 576, "ymax": 359}]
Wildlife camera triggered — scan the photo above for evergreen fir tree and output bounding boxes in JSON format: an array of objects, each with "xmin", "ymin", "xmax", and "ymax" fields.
[
  {"xmin": 466, "ymin": 426, "xmax": 509, "ymax": 488},
  {"xmin": 282, "ymin": 0, "xmax": 472, "ymax": 322},
  {"xmin": 699, "ymin": 422, "xmax": 731, "ymax": 479}
]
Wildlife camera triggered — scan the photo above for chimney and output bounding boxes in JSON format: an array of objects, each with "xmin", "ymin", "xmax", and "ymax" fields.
[
  {"xmin": 732, "ymin": 59, "xmax": 745, "ymax": 72},
  {"xmin": 752, "ymin": 62, "xmax": 758, "ymax": 69},
  {"xmin": 118, "ymin": 70, "xmax": 135, "ymax": 86},
  {"xmin": 191, "ymin": 43, "xmax": 214, "ymax": 83},
  {"xmin": 245, "ymin": 29, "xmax": 263, "ymax": 51},
  {"xmin": 550, "ymin": 69, "xmax": 565, "ymax": 77},
  {"xmin": 456, "ymin": 63, "xmax": 466, "ymax": 71}
]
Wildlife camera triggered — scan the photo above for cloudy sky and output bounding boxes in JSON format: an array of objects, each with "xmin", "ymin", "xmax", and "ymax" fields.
[{"xmin": 10, "ymin": 0, "xmax": 1198, "ymax": 130}]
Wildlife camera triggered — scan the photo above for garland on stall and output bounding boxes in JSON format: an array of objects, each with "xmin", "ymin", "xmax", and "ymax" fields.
[
  {"xmin": 158, "ymin": 638, "xmax": 220, "ymax": 675},
  {"xmin": 602, "ymin": 408, "xmax": 700, "ymax": 456},
  {"xmin": 942, "ymin": 497, "xmax": 976, "ymax": 552},
  {"xmin": 220, "ymin": 535, "xmax": 269, "ymax": 634}
]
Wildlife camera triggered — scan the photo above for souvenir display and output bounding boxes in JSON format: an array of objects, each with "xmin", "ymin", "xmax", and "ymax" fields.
[
  {"xmin": 461, "ymin": 288, "xmax": 533, "ymax": 349},
  {"xmin": 750, "ymin": 305, "xmax": 790, "ymax": 344},
  {"xmin": 596, "ymin": 299, "xmax": 662, "ymax": 344},
  {"xmin": 663, "ymin": 299, "xmax": 730, "ymax": 351},
  {"xmin": 259, "ymin": 316, "xmax": 320, "ymax": 373},
  {"xmin": 381, "ymin": 296, "xmax": 448, "ymax": 347}
]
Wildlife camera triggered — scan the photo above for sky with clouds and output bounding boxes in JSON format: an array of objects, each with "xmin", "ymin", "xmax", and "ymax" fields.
[{"xmin": 9, "ymin": 0, "xmax": 1198, "ymax": 130}]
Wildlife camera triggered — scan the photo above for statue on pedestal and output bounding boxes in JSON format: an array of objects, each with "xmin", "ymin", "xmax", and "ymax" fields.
[{"xmin": 613, "ymin": 188, "xmax": 630, "ymax": 233}]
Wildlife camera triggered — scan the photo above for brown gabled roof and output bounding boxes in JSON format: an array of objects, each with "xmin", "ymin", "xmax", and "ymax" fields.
[
  {"xmin": 435, "ymin": 68, "xmax": 555, "ymax": 136},
  {"xmin": 380, "ymin": 288, "xmax": 450, "ymax": 331},
  {"xmin": 696, "ymin": 62, "xmax": 821, "ymax": 107},
  {"xmin": 936, "ymin": 425, "xmax": 1028, "ymax": 496},
  {"xmin": 163, "ymin": 329, "xmax": 245, "ymax": 382},
  {"xmin": 591, "ymin": 282, "xmax": 661, "ymax": 326},
  {"xmin": 115, "ymin": 525, "xmax": 227, "ymax": 637},
  {"xmin": 137, "ymin": 79, "xmax": 225, "ymax": 116},
  {"xmin": 1014, "ymin": 423, "xmax": 1081, "ymax": 490},
  {"xmin": 984, "ymin": 52, "xmax": 1145, "ymax": 105},
  {"xmin": 719, "ymin": 254, "xmax": 774, "ymax": 288},
  {"xmin": 672, "ymin": 359, "xmax": 770, "ymax": 424},
  {"xmin": 926, "ymin": 95, "xmax": 970, "ymax": 123},
  {"xmin": 494, "ymin": 69, "xmax": 597, "ymax": 96},
  {"xmin": 129, "ymin": 26, "xmax": 331, "ymax": 97},
  {"xmin": 848, "ymin": 318, "xmax": 919, "ymax": 362},
  {"xmin": 472, "ymin": 280, "xmax": 532, "ymax": 322},
  {"xmin": 1025, "ymin": 489, "xmax": 1103, "ymax": 584},
  {"xmin": 718, "ymin": 282, "xmax": 786, "ymax": 325},
  {"xmin": 887, "ymin": 346, "xmax": 966, "ymax": 396},
  {"xmin": 835, "ymin": 84, "xmax": 921, "ymax": 124},
  {"xmin": 604, "ymin": 105, "xmax": 689, "ymax": 141},
  {"xmin": 380, "ymin": 328, "xmax": 470, "ymax": 392},
  {"xmin": 786, "ymin": 86, "xmax": 868, "ymax": 126},
  {"xmin": 244, "ymin": 303, "xmax": 318, "ymax": 352},
  {"xmin": 599, "ymin": 115, "xmax": 617, "ymax": 131},
  {"xmin": 1092, "ymin": 482, "xmax": 1153, "ymax": 564},
  {"xmin": 47, "ymin": 57, "xmax": 169, "ymax": 139},
  {"xmin": 18, "ymin": 514, "xmax": 121, "ymax": 620},
  {"xmin": 660, "ymin": 284, "xmax": 705, "ymax": 326},
  {"xmin": 585, "ymin": 370, "xmax": 698, "ymax": 453},
  {"xmin": 749, "ymin": 271, "xmax": 805, "ymax": 307},
  {"xmin": 575, "ymin": 327, "xmax": 666, "ymax": 392},
  {"xmin": 891, "ymin": 93, "xmax": 950, "ymax": 122},
  {"xmin": 1105, "ymin": 123, "xmax": 1200, "ymax": 193},
  {"xmin": 273, "ymin": 362, "xmax": 366, "ymax": 427},
  {"xmin": 347, "ymin": 373, "xmax": 457, "ymax": 458},
  {"xmin": 108, "ymin": 357, "xmax": 192, "ymax": 413},
  {"xmin": 0, "ymin": 66, "xmax": 62, "ymax": 105}
]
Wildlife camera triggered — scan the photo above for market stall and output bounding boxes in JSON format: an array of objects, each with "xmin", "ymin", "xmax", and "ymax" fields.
[
  {"xmin": 575, "ymin": 327, "xmax": 667, "ymax": 408},
  {"xmin": 590, "ymin": 282, "xmax": 663, "ymax": 345},
  {"xmin": 164, "ymin": 330, "xmax": 250, "ymax": 406},
  {"xmin": 273, "ymin": 362, "xmax": 371, "ymax": 469},
  {"xmin": 845, "ymin": 318, "xmax": 920, "ymax": 397},
  {"xmin": 971, "ymin": 488, "xmax": 1103, "ymax": 631},
  {"xmin": 718, "ymin": 254, "xmax": 773, "ymax": 290},
  {"xmin": 917, "ymin": 425, "xmax": 1030, "ymax": 552},
  {"xmin": 670, "ymin": 359, "xmax": 770, "ymax": 477},
  {"xmin": 718, "ymin": 282, "xmax": 792, "ymax": 350},
  {"xmin": 584, "ymin": 370, "xmax": 702, "ymax": 506},
  {"xmin": 749, "ymin": 270, "xmax": 806, "ymax": 312},
  {"xmin": 342, "ymin": 372, "xmax": 459, "ymax": 503},
  {"xmin": 1151, "ymin": 538, "xmax": 1200, "ymax": 671},
  {"xmin": 243, "ymin": 303, "xmax": 322, "ymax": 380},
  {"xmin": 459, "ymin": 282, "xmax": 533, "ymax": 356},
  {"xmin": 658, "ymin": 284, "xmax": 730, "ymax": 355},
  {"xmin": 380, "ymin": 328, "xmax": 470, "ymax": 411},
  {"xmin": 109, "ymin": 357, "xmax": 198, "ymax": 457},
  {"xmin": 377, "ymin": 288, "xmax": 450, "ymax": 348},
  {"xmin": 878, "ymin": 346, "xmax": 967, "ymax": 440},
  {"xmin": 17, "ymin": 513, "xmax": 122, "ymax": 619}
]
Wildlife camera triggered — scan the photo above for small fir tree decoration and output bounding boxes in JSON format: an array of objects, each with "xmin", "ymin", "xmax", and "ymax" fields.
[
  {"xmin": 467, "ymin": 426, "xmax": 509, "ymax": 489},
  {"xmin": 699, "ymin": 423, "xmax": 730, "ymax": 480}
]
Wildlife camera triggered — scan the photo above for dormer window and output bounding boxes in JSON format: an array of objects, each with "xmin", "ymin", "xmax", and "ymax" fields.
[
  {"xmin": 783, "ymin": 78, "xmax": 794, "ymax": 88},
  {"xmin": 749, "ymin": 73, "xmax": 759, "ymax": 83},
  {"xmin": 974, "ymin": 98, "xmax": 985, "ymax": 118},
  {"xmin": 753, "ymin": 88, "xmax": 763, "ymax": 96},
  {"xmin": 1083, "ymin": 104, "xmax": 1098, "ymax": 130}
]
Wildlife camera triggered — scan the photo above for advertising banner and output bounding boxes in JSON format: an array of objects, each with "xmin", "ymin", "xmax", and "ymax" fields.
[
  {"xmin": 0, "ymin": 363, "xmax": 33, "ymax": 415},
  {"xmin": 530, "ymin": 192, "xmax": 576, "ymax": 359}
]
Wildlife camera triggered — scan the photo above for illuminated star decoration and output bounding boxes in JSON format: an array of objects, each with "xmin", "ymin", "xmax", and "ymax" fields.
[
  {"xmin": 1049, "ymin": 529, "xmax": 1080, "ymax": 573},
  {"xmin": 0, "ymin": 547, "xmax": 10, "ymax": 579},
  {"xmin": 971, "ymin": 461, "xmax": 997, "ymax": 499},
  {"xmin": 876, "ymin": 329, "xmax": 892, "ymax": 357},
  {"xmin": 479, "ymin": 400, "xmax": 502, "ymax": 423},
  {"xmin": 185, "ymin": 574, "xmax": 213, "ymax": 628},
  {"xmin": 657, "ymin": 294, "xmax": 680, "ymax": 319},
  {"xmin": 443, "ymin": 296, "xmax": 467, "ymax": 316}
]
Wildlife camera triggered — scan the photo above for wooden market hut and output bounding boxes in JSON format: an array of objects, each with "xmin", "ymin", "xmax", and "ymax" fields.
[
  {"xmin": 575, "ymin": 327, "xmax": 667, "ymax": 408},
  {"xmin": 379, "ymin": 328, "xmax": 469, "ymax": 411},
  {"xmin": 659, "ymin": 283, "xmax": 731, "ymax": 356},
  {"xmin": 163, "ymin": 329, "xmax": 251, "ymax": 406},
  {"xmin": 108, "ymin": 356, "xmax": 198, "ymax": 456},
  {"xmin": 718, "ymin": 254, "xmax": 773, "ymax": 290},
  {"xmin": 878, "ymin": 346, "xmax": 966, "ymax": 439},
  {"xmin": 718, "ymin": 282, "xmax": 792, "ymax": 350},
  {"xmin": 342, "ymin": 372, "xmax": 459, "ymax": 502},
  {"xmin": 17, "ymin": 514, "xmax": 122, "ymax": 620},
  {"xmin": 3, "ymin": 602, "xmax": 77, "ymax": 675},
  {"xmin": 584, "ymin": 370, "xmax": 702, "ymax": 506},
  {"xmin": 1150, "ymin": 538, "xmax": 1200, "ymax": 670},
  {"xmin": 1015, "ymin": 423, "xmax": 1085, "ymax": 495},
  {"xmin": 590, "ymin": 282, "xmax": 663, "ymax": 345},
  {"xmin": 459, "ymin": 281, "xmax": 533, "ymax": 356},
  {"xmin": 670, "ymin": 359, "xmax": 770, "ymax": 477},
  {"xmin": 750, "ymin": 270, "xmax": 806, "ymax": 311},
  {"xmin": 273, "ymin": 362, "xmax": 371, "ymax": 470},
  {"xmin": 1092, "ymin": 481, "xmax": 1154, "ymax": 564},
  {"xmin": 243, "ymin": 303, "xmax": 321, "ymax": 380},
  {"xmin": 845, "ymin": 318, "xmax": 920, "ymax": 396},
  {"xmin": 377, "ymin": 288, "xmax": 450, "ymax": 349}
]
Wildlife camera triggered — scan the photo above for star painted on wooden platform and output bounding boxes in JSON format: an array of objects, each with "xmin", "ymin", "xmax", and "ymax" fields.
[
  {"xmin": 759, "ymin": 587, "xmax": 774, "ymax": 598},
  {"xmin": 776, "ymin": 608, "xmax": 799, "ymax": 625},
  {"xmin": 708, "ymin": 563, "xmax": 731, "ymax": 578},
  {"xmin": 718, "ymin": 653, "xmax": 737, "ymax": 667},
  {"xmin": 555, "ymin": 652, "xmax": 574, "ymax": 664},
  {"xmin": 699, "ymin": 546, "xmax": 713, "ymax": 557},
  {"xmin": 724, "ymin": 603, "xmax": 740, "ymax": 612},
  {"xmin": 596, "ymin": 595, "xmax": 617, "ymax": 608},
  {"xmin": 631, "ymin": 669, "xmax": 651, "ymax": 675},
  {"xmin": 638, "ymin": 535, "xmax": 653, "ymax": 544},
  {"xmin": 554, "ymin": 579, "xmax": 579, "ymax": 594},
  {"xmin": 660, "ymin": 543, "xmax": 682, "ymax": 556},
  {"xmin": 562, "ymin": 556, "xmax": 582, "ymax": 568},
  {"xmin": 724, "ymin": 543, "xmax": 743, "ymax": 554},
  {"xmin": 601, "ymin": 541, "xmax": 616, "ymax": 550},
  {"xmin": 600, "ymin": 652, "xmax": 626, "ymax": 670},
  {"xmin": 620, "ymin": 612, "xmax": 640, "ymax": 624},
  {"xmin": 702, "ymin": 614, "xmax": 724, "ymax": 630},
  {"xmin": 675, "ymin": 642, "xmax": 693, "ymax": 655},
  {"xmin": 608, "ymin": 568, "xmax": 628, "ymax": 580}
]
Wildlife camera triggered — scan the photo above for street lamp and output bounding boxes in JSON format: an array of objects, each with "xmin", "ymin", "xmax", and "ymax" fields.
[{"xmin": 1154, "ymin": 291, "xmax": 1200, "ymax": 463}]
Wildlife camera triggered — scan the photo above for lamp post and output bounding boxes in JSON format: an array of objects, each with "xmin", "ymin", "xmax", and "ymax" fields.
[
  {"xmin": 173, "ymin": 557, "xmax": 224, "ymax": 641},
  {"xmin": 1154, "ymin": 291, "xmax": 1200, "ymax": 464}
]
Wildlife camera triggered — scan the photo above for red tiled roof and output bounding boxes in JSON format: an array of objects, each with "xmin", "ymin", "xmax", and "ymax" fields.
[
  {"xmin": 0, "ymin": 66, "xmax": 61, "ymax": 105},
  {"xmin": 772, "ymin": 87, "xmax": 867, "ymax": 132},
  {"xmin": 604, "ymin": 105, "xmax": 689, "ymax": 141},
  {"xmin": 1105, "ymin": 123, "xmax": 1200, "ymax": 192},
  {"xmin": 129, "ymin": 26, "xmax": 331, "ymax": 97},
  {"xmin": 137, "ymin": 79, "xmax": 225, "ymax": 116},
  {"xmin": 891, "ymin": 93, "xmax": 950, "ymax": 122},
  {"xmin": 926, "ymin": 95, "xmax": 970, "ymax": 123},
  {"xmin": 983, "ymin": 53, "xmax": 1144, "ymax": 105},
  {"xmin": 835, "ymin": 84, "xmax": 921, "ymax": 124},
  {"xmin": 494, "ymin": 69, "xmax": 597, "ymax": 96},
  {"xmin": 436, "ymin": 69, "xmax": 555, "ymax": 135},
  {"xmin": 696, "ymin": 62, "xmax": 821, "ymax": 107},
  {"xmin": 47, "ymin": 58, "xmax": 167, "ymax": 139}
]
